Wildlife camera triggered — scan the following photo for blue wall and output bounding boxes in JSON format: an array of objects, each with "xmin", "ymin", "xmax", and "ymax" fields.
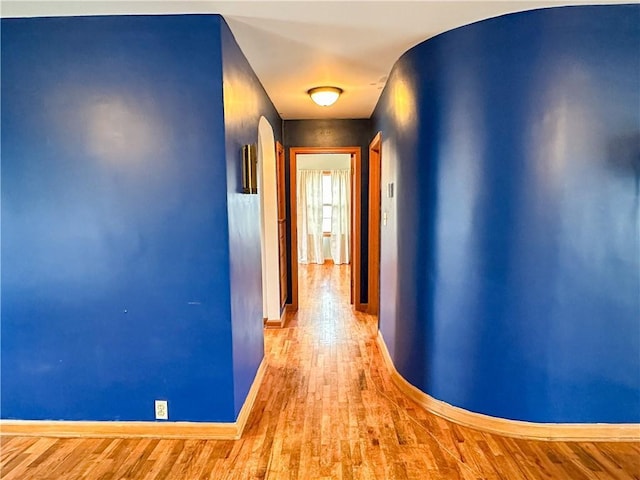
[
  {"xmin": 1, "ymin": 14, "xmax": 276, "ymax": 423},
  {"xmin": 220, "ymin": 19, "xmax": 283, "ymax": 417},
  {"xmin": 373, "ymin": 5, "xmax": 640, "ymax": 423}
]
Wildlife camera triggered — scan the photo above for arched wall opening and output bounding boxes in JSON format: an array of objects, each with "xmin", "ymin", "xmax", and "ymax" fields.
[{"xmin": 257, "ymin": 116, "xmax": 281, "ymax": 322}]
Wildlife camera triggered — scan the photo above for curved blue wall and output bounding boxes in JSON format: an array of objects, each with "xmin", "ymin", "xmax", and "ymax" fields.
[{"xmin": 373, "ymin": 5, "xmax": 640, "ymax": 423}]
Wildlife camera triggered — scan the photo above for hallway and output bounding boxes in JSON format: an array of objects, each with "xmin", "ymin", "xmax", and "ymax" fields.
[{"xmin": 2, "ymin": 264, "xmax": 639, "ymax": 479}]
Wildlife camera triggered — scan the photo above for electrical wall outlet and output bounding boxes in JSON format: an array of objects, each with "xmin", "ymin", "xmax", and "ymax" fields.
[{"xmin": 155, "ymin": 400, "xmax": 168, "ymax": 420}]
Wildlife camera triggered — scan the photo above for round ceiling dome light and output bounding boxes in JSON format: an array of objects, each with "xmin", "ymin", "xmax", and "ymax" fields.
[{"xmin": 307, "ymin": 86, "xmax": 343, "ymax": 107}]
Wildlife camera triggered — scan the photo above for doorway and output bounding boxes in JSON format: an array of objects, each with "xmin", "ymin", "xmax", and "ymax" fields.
[{"xmin": 289, "ymin": 147, "xmax": 363, "ymax": 311}]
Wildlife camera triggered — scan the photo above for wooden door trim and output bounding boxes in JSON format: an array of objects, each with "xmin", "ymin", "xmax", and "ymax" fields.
[
  {"xmin": 275, "ymin": 142, "xmax": 288, "ymax": 317},
  {"xmin": 276, "ymin": 142, "xmax": 286, "ymax": 221},
  {"xmin": 367, "ymin": 133, "xmax": 382, "ymax": 316},
  {"xmin": 289, "ymin": 146, "xmax": 362, "ymax": 311}
]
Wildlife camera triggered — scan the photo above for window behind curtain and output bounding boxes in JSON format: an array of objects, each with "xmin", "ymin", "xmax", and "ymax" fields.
[{"xmin": 322, "ymin": 172, "xmax": 332, "ymax": 233}]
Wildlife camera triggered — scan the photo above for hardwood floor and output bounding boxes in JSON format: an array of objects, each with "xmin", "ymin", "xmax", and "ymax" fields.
[{"xmin": 2, "ymin": 263, "xmax": 639, "ymax": 479}]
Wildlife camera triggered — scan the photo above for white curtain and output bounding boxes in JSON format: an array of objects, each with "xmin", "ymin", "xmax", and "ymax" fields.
[
  {"xmin": 330, "ymin": 169, "xmax": 350, "ymax": 264},
  {"xmin": 297, "ymin": 170, "xmax": 324, "ymax": 264}
]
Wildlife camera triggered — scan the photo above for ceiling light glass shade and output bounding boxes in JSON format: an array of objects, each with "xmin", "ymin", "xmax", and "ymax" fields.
[{"xmin": 308, "ymin": 86, "xmax": 343, "ymax": 106}]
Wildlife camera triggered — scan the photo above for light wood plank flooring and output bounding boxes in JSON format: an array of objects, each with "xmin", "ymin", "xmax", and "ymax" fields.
[{"xmin": 2, "ymin": 263, "xmax": 639, "ymax": 479}]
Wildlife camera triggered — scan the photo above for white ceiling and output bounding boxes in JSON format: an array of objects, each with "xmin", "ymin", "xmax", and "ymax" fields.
[{"xmin": 1, "ymin": 1, "xmax": 626, "ymax": 119}]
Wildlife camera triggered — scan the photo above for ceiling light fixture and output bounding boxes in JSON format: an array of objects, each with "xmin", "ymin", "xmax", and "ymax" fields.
[{"xmin": 308, "ymin": 86, "xmax": 343, "ymax": 107}]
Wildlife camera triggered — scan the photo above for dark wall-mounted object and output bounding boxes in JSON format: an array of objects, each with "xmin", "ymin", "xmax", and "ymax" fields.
[{"xmin": 241, "ymin": 144, "xmax": 258, "ymax": 194}]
